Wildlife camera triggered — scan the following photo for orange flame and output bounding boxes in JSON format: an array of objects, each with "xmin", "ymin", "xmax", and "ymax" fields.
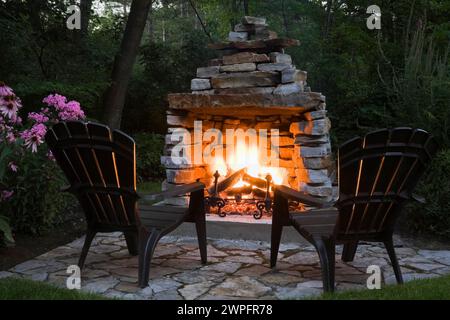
[{"xmin": 210, "ymin": 139, "xmax": 287, "ymax": 187}]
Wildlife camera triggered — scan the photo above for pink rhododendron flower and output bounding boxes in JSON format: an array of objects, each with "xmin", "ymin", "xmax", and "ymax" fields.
[
  {"xmin": 0, "ymin": 87, "xmax": 85, "ymax": 156},
  {"xmin": 41, "ymin": 94, "xmax": 85, "ymax": 122},
  {"xmin": 0, "ymin": 190, "xmax": 14, "ymax": 201},
  {"xmin": 58, "ymin": 100, "xmax": 85, "ymax": 121},
  {"xmin": 21, "ymin": 123, "xmax": 47, "ymax": 153},
  {"xmin": 42, "ymin": 94, "xmax": 67, "ymax": 111},
  {"xmin": 0, "ymin": 82, "xmax": 13, "ymax": 96},
  {"xmin": 28, "ymin": 112, "xmax": 49, "ymax": 124}
]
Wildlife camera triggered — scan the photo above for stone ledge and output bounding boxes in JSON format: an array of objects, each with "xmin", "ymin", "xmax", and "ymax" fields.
[
  {"xmin": 167, "ymin": 92, "xmax": 325, "ymax": 116},
  {"xmin": 208, "ymin": 38, "xmax": 300, "ymax": 51}
]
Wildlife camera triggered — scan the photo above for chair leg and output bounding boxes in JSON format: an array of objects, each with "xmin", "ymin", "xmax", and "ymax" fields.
[
  {"xmin": 124, "ymin": 231, "xmax": 139, "ymax": 256},
  {"xmin": 384, "ymin": 237, "xmax": 403, "ymax": 284},
  {"xmin": 314, "ymin": 237, "xmax": 336, "ymax": 292},
  {"xmin": 342, "ymin": 241, "xmax": 358, "ymax": 262},
  {"xmin": 138, "ymin": 228, "xmax": 161, "ymax": 288},
  {"xmin": 78, "ymin": 229, "xmax": 96, "ymax": 270},
  {"xmin": 270, "ymin": 223, "xmax": 283, "ymax": 268},
  {"xmin": 194, "ymin": 214, "xmax": 207, "ymax": 265}
]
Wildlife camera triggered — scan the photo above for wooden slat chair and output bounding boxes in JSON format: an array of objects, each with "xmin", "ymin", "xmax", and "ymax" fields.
[
  {"xmin": 270, "ymin": 127, "xmax": 438, "ymax": 292},
  {"xmin": 45, "ymin": 121, "xmax": 207, "ymax": 288}
]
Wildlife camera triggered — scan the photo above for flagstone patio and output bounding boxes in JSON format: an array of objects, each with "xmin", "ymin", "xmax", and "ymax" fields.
[{"xmin": 1, "ymin": 233, "xmax": 450, "ymax": 300}]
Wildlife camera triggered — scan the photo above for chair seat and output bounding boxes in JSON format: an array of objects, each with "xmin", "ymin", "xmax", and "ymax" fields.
[
  {"xmin": 289, "ymin": 207, "xmax": 338, "ymax": 237},
  {"xmin": 138, "ymin": 203, "xmax": 190, "ymax": 231}
]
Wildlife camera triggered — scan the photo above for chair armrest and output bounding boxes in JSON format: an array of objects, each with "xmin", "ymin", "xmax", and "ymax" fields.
[
  {"xmin": 411, "ymin": 193, "xmax": 426, "ymax": 204},
  {"xmin": 138, "ymin": 182, "xmax": 205, "ymax": 203},
  {"xmin": 273, "ymin": 185, "xmax": 334, "ymax": 208}
]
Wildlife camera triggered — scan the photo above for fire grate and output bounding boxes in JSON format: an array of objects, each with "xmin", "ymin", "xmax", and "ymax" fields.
[{"xmin": 205, "ymin": 170, "xmax": 273, "ymax": 220}]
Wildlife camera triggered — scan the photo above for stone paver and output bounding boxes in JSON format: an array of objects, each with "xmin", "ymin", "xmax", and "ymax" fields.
[
  {"xmin": 209, "ymin": 276, "xmax": 271, "ymax": 298},
  {"xmin": 5, "ymin": 234, "xmax": 450, "ymax": 300}
]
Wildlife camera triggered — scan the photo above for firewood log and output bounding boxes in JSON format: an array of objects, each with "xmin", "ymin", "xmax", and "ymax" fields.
[
  {"xmin": 225, "ymin": 185, "xmax": 253, "ymax": 196},
  {"xmin": 207, "ymin": 168, "xmax": 246, "ymax": 195},
  {"xmin": 242, "ymin": 173, "xmax": 267, "ymax": 189},
  {"xmin": 252, "ymin": 187, "xmax": 273, "ymax": 198}
]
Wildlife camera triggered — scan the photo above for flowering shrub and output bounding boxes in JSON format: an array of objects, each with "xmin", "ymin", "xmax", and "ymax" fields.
[{"xmin": 0, "ymin": 82, "xmax": 85, "ymax": 245}]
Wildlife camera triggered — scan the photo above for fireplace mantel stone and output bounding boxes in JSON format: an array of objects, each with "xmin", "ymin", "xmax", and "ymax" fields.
[
  {"xmin": 207, "ymin": 38, "xmax": 300, "ymax": 51},
  {"xmin": 167, "ymin": 92, "xmax": 325, "ymax": 117}
]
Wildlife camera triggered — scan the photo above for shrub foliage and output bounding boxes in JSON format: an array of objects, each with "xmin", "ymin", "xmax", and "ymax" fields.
[{"xmin": 406, "ymin": 149, "xmax": 450, "ymax": 239}]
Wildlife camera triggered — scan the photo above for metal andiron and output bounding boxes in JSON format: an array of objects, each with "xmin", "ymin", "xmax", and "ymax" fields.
[{"xmin": 204, "ymin": 170, "xmax": 273, "ymax": 220}]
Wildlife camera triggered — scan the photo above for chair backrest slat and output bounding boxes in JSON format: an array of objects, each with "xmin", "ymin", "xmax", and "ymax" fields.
[
  {"xmin": 336, "ymin": 127, "xmax": 438, "ymax": 238},
  {"xmin": 67, "ymin": 122, "xmax": 118, "ymax": 225},
  {"xmin": 45, "ymin": 121, "xmax": 138, "ymax": 228},
  {"xmin": 46, "ymin": 123, "xmax": 109, "ymax": 224}
]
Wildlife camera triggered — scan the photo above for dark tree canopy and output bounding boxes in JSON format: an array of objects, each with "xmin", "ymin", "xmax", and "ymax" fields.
[{"xmin": 0, "ymin": 0, "xmax": 448, "ymax": 141}]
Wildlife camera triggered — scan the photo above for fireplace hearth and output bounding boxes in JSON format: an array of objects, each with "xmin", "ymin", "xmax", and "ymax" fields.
[
  {"xmin": 205, "ymin": 169, "xmax": 274, "ymax": 219},
  {"xmin": 161, "ymin": 16, "xmax": 335, "ymax": 217}
]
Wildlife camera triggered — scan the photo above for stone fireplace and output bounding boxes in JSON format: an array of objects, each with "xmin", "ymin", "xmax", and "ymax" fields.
[{"xmin": 161, "ymin": 16, "xmax": 334, "ymax": 217}]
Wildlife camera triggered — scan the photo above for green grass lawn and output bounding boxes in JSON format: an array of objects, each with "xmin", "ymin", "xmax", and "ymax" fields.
[
  {"xmin": 1, "ymin": 274, "xmax": 449, "ymax": 300},
  {"xmin": 137, "ymin": 181, "xmax": 162, "ymax": 193},
  {"xmin": 318, "ymin": 274, "xmax": 450, "ymax": 300},
  {"xmin": 0, "ymin": 277, "xmax": 109, "ymax": 300}
]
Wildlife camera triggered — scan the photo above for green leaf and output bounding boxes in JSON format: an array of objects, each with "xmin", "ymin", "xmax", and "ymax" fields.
[
  {"xmin": 0, "ymin": 216, "xmax": 14, "ymax": 244},
  {"xmin": 0, "ymin": 146, "xmax": 13, "ymax": 180},
  {"xmin": 0, "ymin": 146, "xmax": 13, "ymax": 162}
]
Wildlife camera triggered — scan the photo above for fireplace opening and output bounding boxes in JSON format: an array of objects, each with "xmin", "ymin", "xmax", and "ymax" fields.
[
  {"xmin": 204, "ymin": 132, "xmax": 290, "ymax": 219},
  {"xmin": 206, "ymin": 169, "xmax": 271, "ymax": 219},
  {"xmin": 161, "ymin": 16, "xmax": 335, "ymax": 220}
]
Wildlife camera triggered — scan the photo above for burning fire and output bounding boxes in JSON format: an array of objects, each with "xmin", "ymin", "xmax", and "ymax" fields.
[{"xmin": 211, "ymin": 139, "xmax": 287, "ymax": 187}]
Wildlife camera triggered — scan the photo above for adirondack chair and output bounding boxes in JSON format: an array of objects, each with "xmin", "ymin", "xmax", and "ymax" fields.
[
  {"xmin": 45, "ymin": 121, "xmax": 207, "ymax": 288},
  {"xmin": 270, "ymin": 128, "xmax": 438, "ymax": 292}
]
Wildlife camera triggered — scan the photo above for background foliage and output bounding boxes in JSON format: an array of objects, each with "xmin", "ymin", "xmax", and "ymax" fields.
[
  {"xmin": 134, "ymin": 132, "xmax": 165, "ymax": 181},
  {"xmin": 0, "ymin": 0, "xmax": 449, "ymax": 239},
  {"xmin": 405, "ymin": 149, "xmax": 450, "ymax": 239}
]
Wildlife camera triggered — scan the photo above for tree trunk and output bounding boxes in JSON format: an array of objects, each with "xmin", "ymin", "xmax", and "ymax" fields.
[
  {"xmin": 281, "ymin": 0, "xmax": 289, "ymax": 37},
  {"xmin": 243, "ymin": 0, "xmax": 249, "ymax": 15},
  {"xmin": 188, "ymin": 0, "xmax": 212, "ymax": 41},
  {"xmin": 323, "ymin": 0, "xmax": 333, "ymax": 39},
  {"xmin": 148, "ymin": 2, "xmax": 154, "ymax": 42},
  {"xmin": 102, "ymin": 0, "xmax": 152, "ymax": 129},
  {"xmin": 26, "ymin": 0, "xmax": 48, "ymax": 78},
  {"xmin": 80, "ymin": 0, "xmax": 93, "ymax": 37},
  {"xmin": 162, "ymin": 20, "xmax": 166, "ymax": 42},
  {"xmin": 26, "ymin": 0, "xmax": 42, "ymax": 32},
  {"xmin": 230, "ymin": 0, "xmax": 238, "ymax": 30}
]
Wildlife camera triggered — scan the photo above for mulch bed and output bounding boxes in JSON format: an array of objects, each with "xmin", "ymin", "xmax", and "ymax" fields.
[{"xmin": 0, "ymin": 210, "xmax": 85, "ymax": 271}]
